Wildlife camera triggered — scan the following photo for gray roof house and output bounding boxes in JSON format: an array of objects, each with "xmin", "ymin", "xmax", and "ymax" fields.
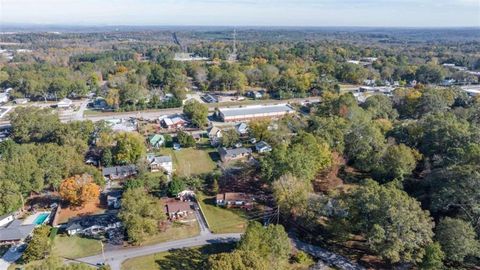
[
  {"xmin": 0, "ymin": 216, "xmax": 36, "ymax": 244},
  {"xmin": 102, "ymin": 165, "xmax": 137, "ymax": 180},
  {"xmin": 218, "ymin": 147, "xmax": 252, "ymax": 162},
  {"xmin": 146, "ymin": 154, "xmax": 173, "ymax": 174},
  {"xmin": 66, "ymin": 213, "xmax": 122, "ymax": 237},
  {"xmin": 255, "ymin": 141, "xmax": 272, "ymax": 153}
]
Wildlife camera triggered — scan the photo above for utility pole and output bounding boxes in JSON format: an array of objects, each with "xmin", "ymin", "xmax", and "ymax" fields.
[
  {"xmin": 276, "ymin": 206, "xmax": 280, "ymax": 225},
  {"xmin": 101, "ymin": 241, "xmax": 106, "ymax": 264}
]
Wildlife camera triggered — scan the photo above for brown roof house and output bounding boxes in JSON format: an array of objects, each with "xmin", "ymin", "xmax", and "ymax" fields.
[
  {"xmin": 162, "ymin": 198, "xmax": 193, "ymax": 220},
  {"xmin": 216, "ymin": 193, "xmax": 254, "ymax": 209},
  {"xmin": 218, "ymin": 147, "xmax": 252, "ymax": 163}
]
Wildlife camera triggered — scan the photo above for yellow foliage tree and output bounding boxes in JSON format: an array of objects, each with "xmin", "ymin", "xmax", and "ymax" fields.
[{"xmin": 59, "ymin": 174, "xmax": 100, "ymax": 207}]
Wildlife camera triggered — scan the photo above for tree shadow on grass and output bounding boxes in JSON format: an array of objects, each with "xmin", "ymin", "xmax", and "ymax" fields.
[{"xmin": 156, "ymin": 243, "xmax": 235, "ymax": 270}]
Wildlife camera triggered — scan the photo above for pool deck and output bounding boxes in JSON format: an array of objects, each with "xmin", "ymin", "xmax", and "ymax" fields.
[{"xmin": 22, "ymin": 212, "xmax": 51, "ymax": 226}]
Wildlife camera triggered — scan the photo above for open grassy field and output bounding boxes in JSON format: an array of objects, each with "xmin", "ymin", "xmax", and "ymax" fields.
[
  {"xmin": 160, "ymin": 147, "xmax": 217, "ymax": 177},
  {"xmin": 140, "ymin": 219, "xmax": 200, "ymax": 246},
  {"xmin": 52, "ymin": 235, "xmax": 102, "ymax": 259},
  {"xmin": 197, "ymin": 193, "xmax": 248, "ymax": 234},
  {"xmin": 121, "ymin": 243, "xmax": 235, "ymax": 270}
]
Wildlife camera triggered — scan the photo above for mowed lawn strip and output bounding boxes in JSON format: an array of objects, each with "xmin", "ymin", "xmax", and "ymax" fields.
[
  {"xmin": 160, "ymin": 147, "xmax": 217, "ymax": 177},
  {"xmin": 197, "ymin": 193, "xmax": 247, "ymax": 234},
  {"xmin": 140, "ymin": 219, "xmax": 200, "ymax": 246},
  {"xmin": 121, "ymin": 243, "xmax": 235, "ymax": 270},
  {"xmin": 52, "ymin": 235, "xmax": 102, "ymax": 259}
]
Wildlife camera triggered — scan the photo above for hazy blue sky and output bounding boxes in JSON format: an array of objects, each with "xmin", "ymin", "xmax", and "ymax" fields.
[{"xmin": 1, "ymin": 0, "xmax": 479, "ymax": 27}]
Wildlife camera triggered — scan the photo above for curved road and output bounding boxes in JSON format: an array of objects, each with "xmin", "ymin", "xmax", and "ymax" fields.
[{"xmin": 75, "ymin": 233, "xmax": 241, "ymax": 270}]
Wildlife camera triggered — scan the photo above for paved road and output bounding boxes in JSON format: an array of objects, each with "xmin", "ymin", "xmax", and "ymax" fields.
[{"xmin": 75, "ymin": 233, "xmax": 241, "ymax": 270}]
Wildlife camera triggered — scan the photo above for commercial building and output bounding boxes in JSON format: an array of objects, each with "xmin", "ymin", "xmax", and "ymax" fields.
[{"xmin": 218, "ymin": 104, "xmax": 295, "ymax": 122}]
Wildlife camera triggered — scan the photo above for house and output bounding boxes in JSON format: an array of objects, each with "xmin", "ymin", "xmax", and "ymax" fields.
[
  {"xmin": 202, "ymin": 94, "xmax": 218, "ymax": 103},
  {"xmin": 0, "ymin": 213, "xmax": 14, "ymax": 227},
  {"xmin": 13, "ymin": 98, "xmax": 28, "ymax": 104},
  {"xmin": 235, "ymin": 123, "xmax": 248, "ymax": 136},
  {"xmin": 0, "ymin": 213, "xmax": 36, "ymax": 245},
  {"xmin": 218, "ymin": 147, "xmax": 252, "ymax": 162},
  {"xmin": 216, "ymin": 193, "xmax": 254, "ymax": 209},
  {"xmin": 102, "ymin": 165, "xmax": 137, "ymax": 180},
  {"xmin": 108, "ymin": 118, "xmax": 137, "ymax": 132},
  {"xmin": 218, "ymin": 104, "xmax": 295, "ymax": 122},
  {"xmin": 146, "ymin": 154, "xmax": 173, "ymax": 174},
  {"xmin": 0, "ymin": 92, "xmax": 9, "ymax": 104},
  {"xmin": 162, "ymin": 199, "xmax": 193, "ymax": 220},
  {"xmin": 66, "ymin": 213, "xmax": 122, "ymax": 237},
  {"xmin": 177, "ymin": 190, "xmax": 195, "ymax": 201},
  {"xmin": 106, "ymin": 191, "xmax": 122, "ymax": 209},
  {"xmin": 56, "ymin": 98, "xmax": 72, "ymax": 108},
  {"xmin": 207, "ymin": 127, "xmax": 222, "ymax": 146},
  {"xmin": 149, "ymin": 134, "xmax": 165, "ymax": 148},
  {"xmin": 161, "ymin": 115, "xmax": 188, "ymax": 129},
  {"xmin": 255, "ymin": 141, "xmax": 272, "ymax": 153}
]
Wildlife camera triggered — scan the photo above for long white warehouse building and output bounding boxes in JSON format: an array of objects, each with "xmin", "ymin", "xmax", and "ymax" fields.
[{"xmin": 218, "ymin": 104, "xmax": 295, "ymax": 122}]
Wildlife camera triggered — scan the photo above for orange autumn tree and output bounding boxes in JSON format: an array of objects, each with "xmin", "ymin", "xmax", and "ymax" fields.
[{"xmin": 59, "ymin": 174, "xmax": 100, "ymax": 207}]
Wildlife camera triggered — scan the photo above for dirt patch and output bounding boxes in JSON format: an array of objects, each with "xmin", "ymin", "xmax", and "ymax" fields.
[{"xmin": 55, "ymin": 198, "xmax": 106, "ymax": 225}]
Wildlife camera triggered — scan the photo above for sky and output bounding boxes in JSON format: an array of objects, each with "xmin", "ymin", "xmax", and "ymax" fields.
[{"xmin": 0, "ymin": 0, "xmax": 479, "ymax": 27}]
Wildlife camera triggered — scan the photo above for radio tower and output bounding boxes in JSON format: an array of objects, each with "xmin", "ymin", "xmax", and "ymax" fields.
[
  {"xmin": 233, "ymin": 28, "xmax": 237, "ymax": 55},
  {"xmin": 228, "ymin": 28, "xmax": 238, "ymax": 62}
]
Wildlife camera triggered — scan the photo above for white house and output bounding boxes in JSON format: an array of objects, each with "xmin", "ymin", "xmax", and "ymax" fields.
[
  {"xmin": 207, "ymin": 126, "xmax": 223, "ymax": 146},
  {"xmin": 57, "ymin": 98, "xmax": 72, "ymax": 108},
  {"xmin": 255, "ymin": 141, "xmax": 272, "ymax": 153},
  {"xmin": 0, "ymin": 93, "xmax": 9, "ymax": 104},
  {"xmin": 147, "ymin": 154, "xmax": 173, "ymax": 174},
  {"xmin": 235, "ymin": 123, "xmax": 249, "ymax": 136}
]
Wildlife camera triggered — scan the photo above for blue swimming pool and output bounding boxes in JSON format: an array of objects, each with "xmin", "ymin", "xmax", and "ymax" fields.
[{"xmin": 33, "ymin": 213, "xmax": 49, "ymax": 225}]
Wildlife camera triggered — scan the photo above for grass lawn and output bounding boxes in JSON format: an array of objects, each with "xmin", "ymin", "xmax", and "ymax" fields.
[
  {"xmin": 52, "ymin": 235, "xmax": 102, "ymax": 259},
  {"xmin": 121, "ymin": 243, "xmax": 235, "ymax": 270},
  {"xmin": 160, "ymin": 147, "xmax": 217, "ymax": 177},
  {"xmin": 140, "ymin": 219, "xmax": 200, "ymax": 246},
  {"xmin": 197, "ymin": 193, "xmax": 248, "ymax": 234},
  {"xmin": 8, "ymin": 260, "xmax": 45, "ymax": 270}
]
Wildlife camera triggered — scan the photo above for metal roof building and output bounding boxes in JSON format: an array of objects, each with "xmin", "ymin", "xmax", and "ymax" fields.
[{"xmin": 218, "ymin": 104, "xmax": 295, "ymax": 122}]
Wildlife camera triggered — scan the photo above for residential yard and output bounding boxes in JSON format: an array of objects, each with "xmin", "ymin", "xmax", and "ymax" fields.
[
  {"xmin": 121, "ymin": 243, "xmax": 235, "ymax": 270},
  {"xmin": 52, "ymin": 235, "xmax": 102, "ymax": 259},
  {"xmin": 141, "ymin": 219, "xmax": 200, "ymax": 246},
  {"xmin": 159, "ymin": 147, "xmax": 217, "ymax": 177},
  {"xmin": 55, "ymin": 198, "xmax": 106, "ymax": 224},
  {"xmin": 197, "ymin": 193, "xmax": 248, "ymax": 234}
]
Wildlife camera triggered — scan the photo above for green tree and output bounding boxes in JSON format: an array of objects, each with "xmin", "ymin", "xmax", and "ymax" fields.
[
  {"xmin": 9, "ymin": 107, "xmax": 61, "ymax": 143},
  {"xmin": 221, "ymin": 129, "xmax": 239, "ymax": 147},
  {"xmin": 183, "ymin": 100, "xmax": 208, "ymax": 127},
  {"xmin": 177, "ymin": 131, "xmax": 196, "ymax": 148},
  {"xmin": 344, "ymin": 121, "xmax": 386, "ymax": 172},
  {"xmin": 341, "ymin": 180, "xmax": 434, "ymax": 263},
  {"xmin": 119, "ymin": 188, "xmax": 166, "ymax": 245},
  {"xmin": 237, "ymin": 222, "xmax": 291, "ymax": 269},
  {"xmin": 435, "ymin": 217, "xmax": 480, "ymax": 263},
  {"xmin": 362, "ymin": 95, "xmax": 398, "ymax": 120},
  {"xmin": 167, "ymin": 177, "xmax": 186, "ymax": 197},
  {"xmin": 428, "ymin": 165, "xmax": 480, "ymax": 225},
  {"xmin": 22, "ymin": 226, "xmax": 51, "ymax": 263},
  {"xmin": 272, "ymin": 174, "xmax": 312, "ymax": 216},
  {"xmin": 260, "ymin": 133, "xmax": 332, "ymax": 182},
  {"xmin": 209, "ymin": 250, "xmax": 269, "ymax": 270},
  {"xmin": 113, "ymin": 132, "xmax": 147, "ymax": 164},
  {"xmin": 372, "ymin": 144, "xmax": 420, "ymax": 183},
  {"xmin": 419, "ymin": 242, "xmax": 444, "ymax": 270}
]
